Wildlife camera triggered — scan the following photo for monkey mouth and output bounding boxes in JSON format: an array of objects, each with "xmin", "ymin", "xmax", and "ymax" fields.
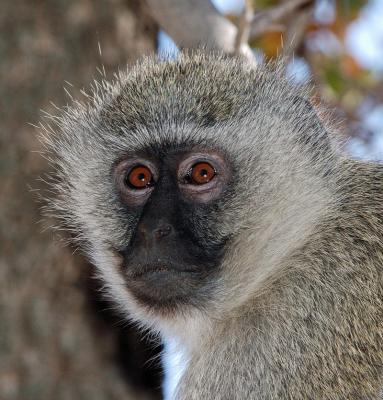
[
  {"xmin": 122, "ymin": 260, "xmax": 208, "ymax": 309},
  {"xmin": 117, "ymin": 257, "xmax": 219, "ymax": 310},
  {"xmin": 128, "ymin": 262, "xmax": 199, "ymax": 279},
  {"xmin": 131, "ymin": 262, "xmax": 171, "ymax": 279}
]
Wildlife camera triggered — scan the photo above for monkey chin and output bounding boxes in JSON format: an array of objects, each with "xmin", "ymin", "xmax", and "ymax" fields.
[{"xmin": 122, "ymin": 261, "xmax": 212, "ymax": 312}]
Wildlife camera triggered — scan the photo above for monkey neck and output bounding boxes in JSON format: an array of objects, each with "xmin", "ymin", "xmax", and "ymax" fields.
[{"xmin": 157, "ymin": 307, "xmax": 215, "ymax": 353}]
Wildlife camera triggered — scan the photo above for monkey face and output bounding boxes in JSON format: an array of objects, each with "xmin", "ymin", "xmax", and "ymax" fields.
[
  {"xmin": 44, "ymin": 53, "xmax": 336, "ymax": 321},
  {"xmin": 112, "ymin": 148, "xmax": 232, "ymax": 312}
]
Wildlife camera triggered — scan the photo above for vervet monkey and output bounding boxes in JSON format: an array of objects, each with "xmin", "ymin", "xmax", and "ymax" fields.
[{"xmin": 42, "ymin": 52, "xmax": 383, "ymax": 399}]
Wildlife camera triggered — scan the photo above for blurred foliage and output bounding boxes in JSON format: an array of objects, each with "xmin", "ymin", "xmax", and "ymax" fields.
[{"xmin": 237, "ymin": 0, "xmax": 383, "ymax": 145}]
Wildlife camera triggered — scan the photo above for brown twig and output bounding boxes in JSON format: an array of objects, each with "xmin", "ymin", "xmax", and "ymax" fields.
[
  {"xmin": 281, "ymin": 2, "xmax": 314, "ymax": 60},
  {"xmin": 145, "ymin": 0, "xmax": 255, "ymax": 62},
  {"xmin": 234, "ymin": 0, "xmax": 254, "ymax": 56},
  {"xmin": 250, "ymin": 0, "xmax": 314, "ymax": 40}
]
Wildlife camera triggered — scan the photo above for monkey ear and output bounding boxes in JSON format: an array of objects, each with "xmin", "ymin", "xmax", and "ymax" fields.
[{"xmin": 291, "ymin": 95, "xmax": 332, "ymax": 153}]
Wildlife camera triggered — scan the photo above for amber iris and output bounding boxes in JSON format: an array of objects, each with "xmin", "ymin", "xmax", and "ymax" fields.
[
  {"xmin": 190, "ymin": 162, "xmax": 216, "ymax": 185},
  {"xmin": 127, "ymin": 165, "xmax": 153, "ymax": 189}
]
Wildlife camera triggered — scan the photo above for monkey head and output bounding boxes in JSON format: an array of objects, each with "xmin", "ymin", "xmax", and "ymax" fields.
[{"xmin": 43, "ymin": 53, "xmax": 337, "ymax": 331}]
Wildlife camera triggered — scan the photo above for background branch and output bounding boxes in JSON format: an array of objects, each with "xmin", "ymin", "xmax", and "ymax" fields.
[
  {"xmin": 146, "ymin": 0, "xmax": 255, "ymax": 61},
  {"xmin": 250, "ymin": 0, "xmax": 314, "ymax": 39},
  {"xmin": 282, "ymin": 6, "xmax": 313, "ymax": 59},
  {"xmin": 234, "ymin": 0, "xmax": 254, "ymax": 56},
  {"xmin": 281, "ymin": 1, "xmax": 315, "ymax": 59}
]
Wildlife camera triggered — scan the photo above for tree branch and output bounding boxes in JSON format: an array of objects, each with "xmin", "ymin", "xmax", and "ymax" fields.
[
  {"xmin": 281, "ymin": 3, "xmax": 314, "ymax": 59},
  {"xmin": 145, "ymin": 0, "xmax": 255, "ymax": 62},
  {"xmin": 234, "ymin": 0, "xmax": 254, "ymax": 56},
  {"xmin": 250, "ymin": 0, "xmax": 314, "ymax": 39}
]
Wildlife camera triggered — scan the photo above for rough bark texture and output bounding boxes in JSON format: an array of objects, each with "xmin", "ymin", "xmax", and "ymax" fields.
[{"xmin": 0, "ymin": 1, "xmax": 161, "ymax": 399}]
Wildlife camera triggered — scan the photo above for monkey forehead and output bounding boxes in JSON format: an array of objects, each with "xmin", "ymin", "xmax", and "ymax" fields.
[
  {"xmin": 48, "ymin": 52, "xmax": 328, "ymax": 171},
  {"xmin": 100, "ymin": 57, "xmax": 249, "ymax": 131},
  {"xmin": 81, "ymin": 52, "xmax": 314, "ymax": 151}
]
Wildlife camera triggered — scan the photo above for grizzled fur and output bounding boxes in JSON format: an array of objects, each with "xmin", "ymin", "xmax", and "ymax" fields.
[{"xmin": 41, "ymin": 52, "xmax": 383, "ymax": 399}]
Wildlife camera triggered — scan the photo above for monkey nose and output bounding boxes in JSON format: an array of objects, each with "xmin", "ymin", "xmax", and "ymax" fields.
[
  {"xmin": 138, "ymin": 222, "xmax": 174, "ymax": 242},
  {"xmin": 153, "ymin": 224, "xmax": 173, "ymax": 240}
]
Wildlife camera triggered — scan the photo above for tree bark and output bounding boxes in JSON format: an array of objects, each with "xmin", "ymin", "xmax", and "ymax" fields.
[{"xmin": 0, "ymin": 1, "xmax": 160, "ymax": 399}]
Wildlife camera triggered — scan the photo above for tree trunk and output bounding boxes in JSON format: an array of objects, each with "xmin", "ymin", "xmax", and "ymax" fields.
[{"xmin": 0, "ymin": 1, "xmax": 160, "ymax": 399}]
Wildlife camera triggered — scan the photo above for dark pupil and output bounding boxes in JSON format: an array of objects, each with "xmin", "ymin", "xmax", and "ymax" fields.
[
  {"xmin": 138, "ymin": 173, "xmax": 146, "ymax": 181},
  {"xmin": 199, "ymin": 169, "xmax": 208, "ymax": 177}
]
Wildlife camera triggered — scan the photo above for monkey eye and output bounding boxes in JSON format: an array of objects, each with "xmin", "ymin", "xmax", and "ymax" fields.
[
  {"xmin": 187, "ymin": 162, "xmax": 216, "ymax": 185},
  {"xmin": 125, "ymin": 165, "xmax": 154, "ymax": 189},
  {"xmin": 178, "ymin": 153, "xmax": 228, "ymax": 202}
]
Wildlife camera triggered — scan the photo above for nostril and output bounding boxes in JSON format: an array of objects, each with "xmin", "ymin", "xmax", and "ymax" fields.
[
  {"xmin": 137, "ymin": 224, "xmax": 147, "ymax": 240},
  {"xmin": 153, "ymin": 224, "xmax": 173, "ymax": 240}
]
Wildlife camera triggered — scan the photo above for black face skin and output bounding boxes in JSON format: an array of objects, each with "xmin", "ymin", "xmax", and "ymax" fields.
[{"xmin": 114, "ymin": 147, "xmax": 231, "ymax": 312}]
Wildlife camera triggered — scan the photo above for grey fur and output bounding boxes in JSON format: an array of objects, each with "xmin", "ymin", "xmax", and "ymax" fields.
[{"xmin": 41, "ymin": 52, "xmax": 383, "ymax": 399}]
